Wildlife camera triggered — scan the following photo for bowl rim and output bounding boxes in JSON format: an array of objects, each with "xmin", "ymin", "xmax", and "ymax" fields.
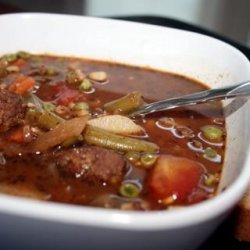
[{"xmin": 0, "ymin": 12, "xmax": 249, "ymax": 230}]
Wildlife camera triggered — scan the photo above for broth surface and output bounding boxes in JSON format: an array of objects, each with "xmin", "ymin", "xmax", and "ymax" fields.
[{"xmin": 0, "ymin": 54, "xmax": 226, "ymax": 210}]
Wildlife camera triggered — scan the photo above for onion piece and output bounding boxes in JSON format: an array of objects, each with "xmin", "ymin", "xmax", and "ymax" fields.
[
  {"xmin": 30, "ymin": 116, "xmax": 89, "ymax": 153},
  {"xmin": 87, "ymin": 115, "xmax": 143, "ymax": 135}
]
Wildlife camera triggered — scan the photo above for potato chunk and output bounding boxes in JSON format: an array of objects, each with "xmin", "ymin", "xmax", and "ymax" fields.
[
  {"xmin": 87, "ymin": 115, "xmax": 143, "ymax": 135},
  {"xmin": 148, "ymin": 155, "xmax": 204, "ymax": 201}
]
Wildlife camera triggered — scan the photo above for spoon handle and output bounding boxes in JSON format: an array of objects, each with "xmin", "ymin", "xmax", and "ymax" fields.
[{"xmin": 130, "ymin": 81, "xmax": 250, "ymax": 117}]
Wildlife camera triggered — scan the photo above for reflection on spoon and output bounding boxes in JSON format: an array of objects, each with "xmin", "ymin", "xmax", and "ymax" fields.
[{"xmin": 130, "ymin": 80, "xmax": 250, "ymax": 117}]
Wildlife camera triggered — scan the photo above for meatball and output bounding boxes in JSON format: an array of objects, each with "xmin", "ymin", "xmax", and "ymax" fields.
[
  {"xmin": 53, "ymin": 146, "xmax": 126, "ymax": 184},
  {"xmin": 0, "ymin": 89, "xmax": 25, "ymax": 132}
]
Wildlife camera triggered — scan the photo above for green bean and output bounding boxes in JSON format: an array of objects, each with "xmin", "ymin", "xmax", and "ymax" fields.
[
  {"xmin": 25, "ymin": 109, "xmax": 42, "ymax": 124},
  {"xmin": 24, "ymin": 93, "xmax": 64, "ymax": 129},
  {"xmin": 17, "ymin": 51, "xmax": 30, "ymax": 59},
  {"xmin": 26, "ymin": 109, "xmax": 64, "ymax": 130},
  {"xmin": 104, "ymin": 91, "xmax": 144, "ymax": 114},
  {"xmin": 38, "ymin": 111, "xmax": 64, "ymax": 130},
  {"xmin": 119, "ymin": 182, "xmax": 141, "ymax": 198},
  {"xmin": 83, "ymin": 125, "xmax": 159, "ymax": 153}
]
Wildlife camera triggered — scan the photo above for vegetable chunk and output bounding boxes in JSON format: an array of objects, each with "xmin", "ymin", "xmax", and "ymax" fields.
[
  {"xmin": 84, "ymin": 125, "xmax": 159, "ymax": 153},
  {"xmin": 148, "ymin": 155, "xmax": 204, "ymax": 201},
  {"xmin": 87, "ymin": 115, "xmax": 143, "ymax": 135},
  {"xmin": 104, "ymin": 91, "xmax": 144, "ymax": 114},
  {"xmin": 9, "ymin": 75, "xmax": 35, "ymax": 95},
  {"xmin": 30, "ymin": 116, "xmax": 88, "ymax": 152}
]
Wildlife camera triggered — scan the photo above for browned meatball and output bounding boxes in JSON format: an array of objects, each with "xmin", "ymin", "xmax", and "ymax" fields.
[
  {"xmin": 0, "ymin": 89, "xmax": 25, "ymax": 132},
  {"xmin": 53, "ymin": 146, "xmax": 126, "ymax": 184}
]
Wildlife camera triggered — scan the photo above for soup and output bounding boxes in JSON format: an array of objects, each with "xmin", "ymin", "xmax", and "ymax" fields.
[{"xmin": 0, "ymin": 52, "xmax": 225, "ymax": 210}]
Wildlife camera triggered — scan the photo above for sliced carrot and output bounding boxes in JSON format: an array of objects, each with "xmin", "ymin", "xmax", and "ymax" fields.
[
  {"xmin": 13, "ymin": 59, "xmax": 26, "ymax": 67},
  {"xmin": 7, "ymin": 127, "xmax": 25, "ymax": 144},
  {"xmin": 9, "ymin": 75, "xmax": 35, "ymax": 95}
]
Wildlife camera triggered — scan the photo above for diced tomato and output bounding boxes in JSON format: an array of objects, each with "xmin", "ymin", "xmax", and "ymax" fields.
[
  {"xmin": 8, "ymin": 75, "xmax": 35, "ymax": 95},
  {"xmin": 57, "ymin": 89, "xmax": 79, "ymax": 105},
  {"xmin": 148, "ymin": 155, "xmax": 204, "ymax": 201},
  {"xmin": 36, "ymin": 81, "xmax": 87, "ymax": 106},
  {"xmin": 13, "ymin": 58, "xmax": 26, "ymax": 67},
  {"xmin": 53, "ymin": 83, "xmax": 85, "ymax": 106}
]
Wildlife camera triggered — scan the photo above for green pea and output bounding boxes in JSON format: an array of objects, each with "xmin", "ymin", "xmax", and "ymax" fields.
[
  {"xmin": 125, "ymin": 151, "xmax": 141, "ymax": 163},
  {"xmin": 43, "ymin": 102, "xmax": 56, "ymax": 112},
  {"xmin": 79, "ymin": 79, "xmax": 92, "ymax": 91},
  {"xmin": 73, "ymin": 102, "xmax": 89, "ymax": 111},
  {"xmin": 119, "ymin": 182, "xmax": 141, "ymax": 198},
  {"xmin": 201, "ymin": 125, "xmax": 223, "ymax": 142},
  {"xmin": 204, "ymin": 174, "xmax": 216, "ymax": 186},
  {"xmin": 204, "ymin": 147, "xmax": 217, "ymax": 158},
  {"xmin": 140, "ymin": 153, "xmax": 158, "ymax": 168}
]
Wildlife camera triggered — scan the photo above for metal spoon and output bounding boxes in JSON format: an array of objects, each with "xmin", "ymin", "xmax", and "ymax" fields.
[{"xmin": 130, "ymin": 80, "xmax": 250, "ymax": 117}]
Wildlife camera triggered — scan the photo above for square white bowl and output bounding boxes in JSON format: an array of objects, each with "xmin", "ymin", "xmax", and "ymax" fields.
[{"xmin": 0, "ymin": 13, "xmax": 249, "ymax": 250}]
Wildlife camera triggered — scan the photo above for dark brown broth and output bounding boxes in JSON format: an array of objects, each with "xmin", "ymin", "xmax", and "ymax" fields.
[{"xmin": 0, "ymin": 54, "xmax": 225, "ymax": 210}]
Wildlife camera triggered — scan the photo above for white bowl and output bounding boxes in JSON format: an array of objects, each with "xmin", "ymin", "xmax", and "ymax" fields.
[{"xmin": 0, "ymin": 13, "xmax": 249, "ymax": 250}]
